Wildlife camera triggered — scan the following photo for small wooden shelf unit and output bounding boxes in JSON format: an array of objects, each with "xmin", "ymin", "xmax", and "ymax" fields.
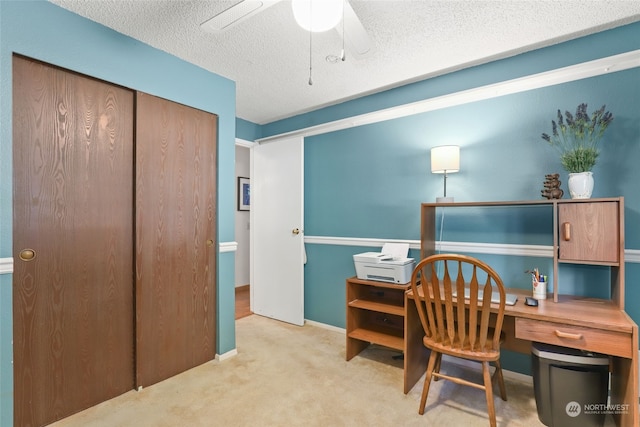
[{"xmin": 346, "ymin": 277, "xmax": 408, "ymax": 360}]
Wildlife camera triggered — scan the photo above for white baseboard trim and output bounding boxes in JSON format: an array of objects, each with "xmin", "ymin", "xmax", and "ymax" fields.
[
  {"xmin": 305, "ymin": 319, "xmax": 346, "ymax": 334},
  {"xmin": 216, "ymin": 348, "xmax": 238, "ymax": 362}
]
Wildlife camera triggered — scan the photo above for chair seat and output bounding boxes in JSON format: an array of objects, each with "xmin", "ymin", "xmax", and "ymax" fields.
[
  {"xmin": 424, "ymin": 336, "xmax": 500, "ymax": 362},
  {"xmin": 423, "ymin": 329, "xmax": 504, "ymax": 362}
]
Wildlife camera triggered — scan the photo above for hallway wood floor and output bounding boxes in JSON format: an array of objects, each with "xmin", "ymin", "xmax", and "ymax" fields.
[{"xmin": 235, "ymin": 285, "xmax": 251, "ymax": 319}]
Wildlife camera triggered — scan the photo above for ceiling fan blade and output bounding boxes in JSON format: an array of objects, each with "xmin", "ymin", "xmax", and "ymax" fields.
[
  {"xmin": 336, "ymin": 1, "xmax": 373, "ymax": 59},
  {"xmin": 201, "ymin": 0, "xmax": 283, "ymax": 32}
]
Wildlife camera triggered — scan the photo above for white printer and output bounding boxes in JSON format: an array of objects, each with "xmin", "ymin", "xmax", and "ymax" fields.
[{"xmin": 353, "ymin": 252, "xmax": 415, "ymax": 284}]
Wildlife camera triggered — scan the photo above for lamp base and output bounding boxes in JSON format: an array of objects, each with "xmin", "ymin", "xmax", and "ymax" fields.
[{"xmin": 436, "ymin": 196, "xmax": 454, "ymax": 203}]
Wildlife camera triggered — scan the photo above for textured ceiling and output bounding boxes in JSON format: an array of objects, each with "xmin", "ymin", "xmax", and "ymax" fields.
[{"xmin": 49, "ymin": 0, "xmax": 640, "ymax": 125}]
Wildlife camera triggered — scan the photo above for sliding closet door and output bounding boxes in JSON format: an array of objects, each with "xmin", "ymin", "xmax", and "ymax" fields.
[
  {"xmin": 12, "ymin": 56, "xmax": 135, "ymax": 427},
  {"xmin": 135, "ymin": 92, "xmax": 217, "ymax": 387}
]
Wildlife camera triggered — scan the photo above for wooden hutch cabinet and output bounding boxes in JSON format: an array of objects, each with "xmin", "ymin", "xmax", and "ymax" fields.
[{"xmin": 421, "ymin": 197, "xmax": 625, "ymax": 307}]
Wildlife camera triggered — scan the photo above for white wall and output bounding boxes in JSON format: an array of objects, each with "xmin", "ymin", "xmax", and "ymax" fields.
[{"xmin": 235, "ymin": 145, "xmax": 250, "ymax": 287}]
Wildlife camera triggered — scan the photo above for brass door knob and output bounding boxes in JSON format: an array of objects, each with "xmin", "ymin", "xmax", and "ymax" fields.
[
  {"xmin": 206, "ymin": 239, "xmax": 214, "ymax": 247},
  {"xmin": 292, "ymin": 228, "xmax": 300, "ymax": 235},
  {"xmin": 19, "ymin": 249, "xmax": 36, "ymax": 261}
]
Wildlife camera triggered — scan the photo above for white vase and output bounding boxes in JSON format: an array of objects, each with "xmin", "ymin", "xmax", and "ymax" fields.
[{"xmin": 568, "ymin": 171, "xmax": 594, "ymax": 199}]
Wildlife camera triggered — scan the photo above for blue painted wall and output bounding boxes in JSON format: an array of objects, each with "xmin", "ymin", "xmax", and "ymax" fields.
[
  {"xmin": 267, "ymin": 22, "xmax": 640, "ymax": 375},
  {"xmin": 0, "ymin": 1, "xmax": 237, "ymax": 423},
  {"xmin": 237, "ymin": 117, "xmax": 262, "ymax": 141}
]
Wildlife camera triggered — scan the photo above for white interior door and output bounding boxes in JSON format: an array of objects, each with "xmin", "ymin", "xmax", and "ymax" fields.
[{"xmin": 251, "ymin": 136, "xmax": 304, "ymax": 325}]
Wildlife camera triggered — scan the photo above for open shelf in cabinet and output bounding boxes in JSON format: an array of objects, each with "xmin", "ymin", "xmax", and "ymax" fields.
[
  {"xmin": 348, "ymin": 326, "xmax": 404, "ymax": 351},
  {"xmin": 348, "ymin": 299, "xmax": 405, "ymax": 316}
]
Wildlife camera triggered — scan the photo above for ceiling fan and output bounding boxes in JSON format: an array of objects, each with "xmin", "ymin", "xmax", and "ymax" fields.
[{"xmin": 200, "ymin": 0, "xmax": 373, "ymax": 59}]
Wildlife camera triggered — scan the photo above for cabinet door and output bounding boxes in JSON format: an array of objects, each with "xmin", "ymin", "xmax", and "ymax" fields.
[{"xmin": 558, "ymin": 202, "xmax": 619, "ymax": 263}]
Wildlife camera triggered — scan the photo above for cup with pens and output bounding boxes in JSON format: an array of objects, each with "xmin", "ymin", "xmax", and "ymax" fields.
[{"xmin": 527, "ymin": 268, "xmax": 547, "ymax": 300}]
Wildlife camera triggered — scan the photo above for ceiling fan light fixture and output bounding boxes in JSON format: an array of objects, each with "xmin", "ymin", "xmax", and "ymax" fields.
[{"xmin": 292, "ymin": 0, "xmax": 343, "ymax": 32}]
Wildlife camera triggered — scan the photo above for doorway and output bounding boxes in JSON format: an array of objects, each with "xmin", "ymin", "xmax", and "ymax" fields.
[{"xmin": 235, "ymin": 143, "xmax": 251, "ymax": 319}]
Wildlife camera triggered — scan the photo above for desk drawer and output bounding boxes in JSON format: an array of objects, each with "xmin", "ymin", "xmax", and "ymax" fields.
[{"xmin": 515, "ymin": 318, "xmax": 632, "ymax": 358}]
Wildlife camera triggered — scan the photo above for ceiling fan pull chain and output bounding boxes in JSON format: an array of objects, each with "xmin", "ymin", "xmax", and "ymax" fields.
[
  {"xmin": 341, "ymin": 0, "xmax": 346, "ymax": 61},
  {"xmin": 309, "ymin": 29, "xmax": 313, "ymax": 85},
  {"xmin": 308, "ymin": 1, "xmax": 313, "ymax": 85}
]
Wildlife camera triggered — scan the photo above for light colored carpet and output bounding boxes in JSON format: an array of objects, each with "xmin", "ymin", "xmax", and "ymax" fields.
[{"xmin": 50, "ymin": 314, "xmax": 604, "ymax": 427}]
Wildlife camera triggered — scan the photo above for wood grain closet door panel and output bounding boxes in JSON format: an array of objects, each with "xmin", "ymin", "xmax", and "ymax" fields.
[
  {"xmin": 135, "ymin": 92, "xmax": 217, "ymax": 387},
  {"xmin": 12, "ymin": 56, "xmax": 135, "ymax": 427}
]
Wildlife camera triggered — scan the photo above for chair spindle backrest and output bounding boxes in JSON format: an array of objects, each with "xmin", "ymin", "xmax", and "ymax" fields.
[{"xmin": 410, "ymin": 254, "xmax": 506, "ymax": 352}]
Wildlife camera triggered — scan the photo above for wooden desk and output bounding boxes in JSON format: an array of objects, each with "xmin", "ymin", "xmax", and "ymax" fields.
[{"xmin": 404, "ymin": 286, "xmax": 639, "ymax": 427}]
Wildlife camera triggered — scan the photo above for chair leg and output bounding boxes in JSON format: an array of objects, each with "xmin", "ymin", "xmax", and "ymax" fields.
[
  {"xmin": 492, "ymin": 359, "xmax": 507, "ymax": 401},
  {"xmin": 419, "ymin": 350, "xmax": 439, "ymax": 415},
  {"xmin": 433, "ymin": 352, "xmax": 442, "ymax": 381},
  {"xmin": 482, "ymin": 361, "xmax": 497, "ymax": 427}
]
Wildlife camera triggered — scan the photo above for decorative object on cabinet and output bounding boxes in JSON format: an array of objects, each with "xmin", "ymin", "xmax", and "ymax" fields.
[
  {"xmin": 431, "ymin": 145, "xmax": 460, "ymax": 203},
  {"xmin": 567, "ymin": 171, "xmax": 594, "ymax": 199},
  {"xmin": 541, "ymin": 103, "xmax": 613, "ymax": 199},
  {"xmin": 541, "ymin": 173, "xmax": 563, "ymax": 199}
]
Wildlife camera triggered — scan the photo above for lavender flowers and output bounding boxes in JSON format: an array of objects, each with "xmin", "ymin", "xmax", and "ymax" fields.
[{"xmin": 541, "ymin": 103, "xmax": 614, "ymax": 173}]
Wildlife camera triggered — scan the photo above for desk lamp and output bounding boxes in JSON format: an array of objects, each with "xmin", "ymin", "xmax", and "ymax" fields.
[{"xmin": 431, "ymin": 145, "xmax": 460, "ymax": 203}]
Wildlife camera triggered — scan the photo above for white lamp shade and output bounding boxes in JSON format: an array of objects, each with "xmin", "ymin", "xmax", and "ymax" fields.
[
  {"xmin": 292, "ymin": 0, "xmax": 343, "ymax": 32},
  {"xmin": 431, "ymin": 145, "xmax": 460, "ymax": 173}
]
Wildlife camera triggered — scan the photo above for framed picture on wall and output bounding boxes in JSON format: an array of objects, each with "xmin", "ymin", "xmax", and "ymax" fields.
[{"xmin": 238, "ymin": 177, "xmax": 250, "ymax": 211}]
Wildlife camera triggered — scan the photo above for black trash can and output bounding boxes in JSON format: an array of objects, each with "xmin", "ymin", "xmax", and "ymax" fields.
[{"xmin": 532, "ymin": 342, "xmax": 610, "ymax": 427}]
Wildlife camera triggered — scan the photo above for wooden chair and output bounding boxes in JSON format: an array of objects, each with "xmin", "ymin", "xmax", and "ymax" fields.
[{"xmin": 409, "ymin": 253, "xmax": 507, "ymax": 427}]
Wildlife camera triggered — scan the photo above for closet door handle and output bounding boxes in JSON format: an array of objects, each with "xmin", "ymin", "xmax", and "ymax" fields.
[{"xmin": 19, "ymin": 249, "xmax": 36, "ymax": 261}]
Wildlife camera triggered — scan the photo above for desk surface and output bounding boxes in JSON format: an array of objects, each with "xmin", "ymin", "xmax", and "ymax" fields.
[{"xmin": 409, "ymin": 286, "xmax": 634, "ymax": 333}]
